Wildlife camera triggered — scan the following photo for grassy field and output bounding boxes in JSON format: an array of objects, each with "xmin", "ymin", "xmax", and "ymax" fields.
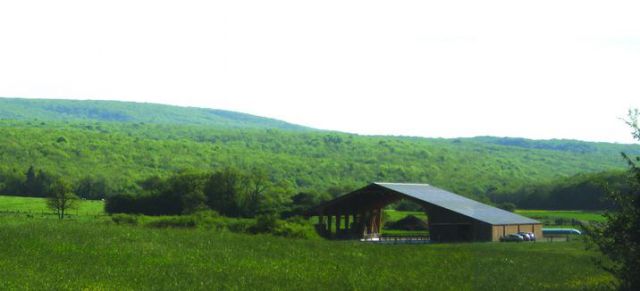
[
  {"xmin": 514, "ymin": 210, "xmax": 606, "ymax": 222},
  {"xmin": 0, "ymin": 216, "xmax": 615, "ymax": 290},
  {"xmin": 384, "ymin": 209, "xmax": 427, "ymax": 221},
  {"xmin": 385, "ymin": 209, "xmax": 605, "ymax": 225},
  {"xmin": 0, "ymin": 195, "xmax": 105, "ymax": 217},
  {"xmin": 0, "ymin": 197, "xmax": 616, "ymax": 289}
]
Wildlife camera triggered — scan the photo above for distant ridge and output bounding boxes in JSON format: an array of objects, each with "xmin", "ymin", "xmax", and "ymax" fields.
[{"xmin": 0, "ymin": 97, "xmax": 311, "ymax": 131}]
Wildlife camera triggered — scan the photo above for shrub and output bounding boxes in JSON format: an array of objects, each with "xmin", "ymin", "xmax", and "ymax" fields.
[
  {"xmin": 145, "ymin": 216, "xmax": 197, "ymax": 228},
  {"xmin": 226, "ymin": 219, "xmax": 252, "ymax": 233},
  {"xmin": 111, "ymin": 213, "xmax": 140, "ymax": 225},
  {"xmin": 273, "ymin": 222, "xmax": 319, "ymax": 239},
  {"xmin": 250, "ymin": 214, "xmax": 280, "ymax": 234}
]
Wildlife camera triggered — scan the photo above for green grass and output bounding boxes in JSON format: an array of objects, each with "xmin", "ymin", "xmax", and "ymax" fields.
[
  {"xmin": 0, "ymin": 216, "xmax": 615, "ymax": 290},
  {"xmin": 384, "ymin": 209, "xmax": 427, "ymax": 222},
  {"xmin": 384, "ymin": 209, "xmax": 606, "ymax": 225},
  {"xmin": 0, "ymin": 195, "xmax": 105, "ymax": 217},
  {"xmin": 515, "ymin": 210, "xmax": 606, "ymax": 223}
]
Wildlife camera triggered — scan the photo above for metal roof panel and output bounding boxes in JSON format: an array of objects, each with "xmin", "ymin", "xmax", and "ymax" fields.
[{"xmin": 374, "ymin": 182, "xmax": 539, "ymax": 225}]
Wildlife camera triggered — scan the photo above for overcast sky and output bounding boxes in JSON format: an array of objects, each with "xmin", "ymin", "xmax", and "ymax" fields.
[{"xmin": 1, "ymin": 1, "xmax": 639, "ymax": 143}]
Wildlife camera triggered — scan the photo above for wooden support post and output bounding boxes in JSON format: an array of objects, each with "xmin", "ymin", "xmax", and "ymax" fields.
[
  {"xmin": 335, "ymin": 214, "xmax": 341, "ymax": 234},
  {"xmin": 345, "ymin": 214, "xmax": 350, "ymax": 231},
  {"xmin": 376, "ymin": 208, "xmax": 382, "ymax": 234},
  {"xmin": 327, "ymin": 215, "xmax": 332, "ymax": 233},
  {"xmin": 366, "ymin": 210, "xmax": 372, "ymax": 235}
]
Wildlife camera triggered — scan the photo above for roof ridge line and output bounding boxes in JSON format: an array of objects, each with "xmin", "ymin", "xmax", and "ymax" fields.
[{"xmin": 374, "ymin": 182, "xmax": 431, "ymax": 186}]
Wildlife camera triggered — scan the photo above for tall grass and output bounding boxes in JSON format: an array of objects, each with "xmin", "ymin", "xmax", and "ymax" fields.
[{"xmin": 0, "ymin": 216, "xmax": 614, "ymax": 290}]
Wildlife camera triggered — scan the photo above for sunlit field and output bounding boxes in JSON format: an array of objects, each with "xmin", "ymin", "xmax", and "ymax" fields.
[
  {"xmin": 515, "ymin": 210, "xmax": 606, "ymax": 223},
  {"xmin": 0, "ymin": 196, "xmax": 616, "ymax": 290},
  {"xmin": 0, "ymin": 195, "xmax": 104, "ymax": 217},
  {"xmin": 0, "ymin": 216, "xmax": 615, "ymax": 290}
]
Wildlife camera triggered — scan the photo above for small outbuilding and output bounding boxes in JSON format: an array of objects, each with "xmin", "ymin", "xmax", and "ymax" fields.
[{"xmin": 306, "ymin": 182, "xmax": 542, "ymax": 242}]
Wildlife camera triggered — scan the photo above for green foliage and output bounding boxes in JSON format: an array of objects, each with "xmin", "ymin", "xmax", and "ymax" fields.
[
  {"xmin": 492, "ymin": 171, "xmax": 627, "ymax": 210},
  {"xmin": 106, "ymin": 168, "xmax": 278, "ymax": 217},
  {"xmin": 0, "ymin": 119, "xmax": 636, "ymax": 205},
  {"xmin": 204, "ymin": 168, "xmax": 244, "ymax": 216},
  {"xmin": 588, "ymin": 110, "xmax": 640, "ymax": 290},
  {"xmin": 392, "ymin": 199, "xmax": 424, "ymax": 211},
  {"xmin": 1, "ymin": 98, "xmax": 639, "ymax": 212},
  {"xmin": 497, "ymin": 202, "xmax": 516, "ymax": 212},
  {"xmin": 0, "ymin": 97, "xmax": 309, "ymax": 130},
  {"xmin": 137, "ymin": 211, "xmax": 317, "ymax": 239},
  {"xmin": 111, "ymin": 213, "xmax": 140, "ymax": 225},
  {"xmin": 250, "ymin": 214, "xmax": 280, "ymax": 234},
  {"xmin": 0, "ymin": 216, "xmax": 616, "ymax": 290},
  {"xmin": 145, "ymin": 215, "xmax": 198, "ymax": 228},
  {"xmin": 46, "ymin": 178, "xmax": 79, "ymax": 219}
]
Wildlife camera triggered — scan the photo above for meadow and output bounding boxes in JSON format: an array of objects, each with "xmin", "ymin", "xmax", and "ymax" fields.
[
  {"xmin": 514, "ymin": 209, "xmax": 606, "ymax": 223},
  {"xmin": 0, "ymin": 196, "xmax": 615, "ymax": 290},
  {"xmin": 0, "ymin": 195, "xmax": 104, "ymax": 217},
  {"xmin": 0, "ymin": 216, "xmax": 614, "ymax": 291}
]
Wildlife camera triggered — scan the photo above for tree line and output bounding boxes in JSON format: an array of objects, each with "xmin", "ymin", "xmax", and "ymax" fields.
[
  {"xmin": 0, "ymin": 166, "xmax": 114, "ymax": 200},
  {"xmin": 490, "ymin": 171, "xmax": 627, "ymax": 210},
  {"xmin": 105, "ymin": 168, "xmax": 330, "ymax": 218}
]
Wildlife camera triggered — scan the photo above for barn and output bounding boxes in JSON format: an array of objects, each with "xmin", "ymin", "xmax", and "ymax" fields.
[{"xmin": 307, "ymin": 182, "xmax": 542, "ymax": 242}]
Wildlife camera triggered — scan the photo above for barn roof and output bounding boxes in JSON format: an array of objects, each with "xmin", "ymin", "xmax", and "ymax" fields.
[
  {"xmin": 309, "ymin": 182, "xmax": 539, "ymax": 225},
  {"xmin": 374, "ymin": 183, "xmax": 539, "ymax": 225}
]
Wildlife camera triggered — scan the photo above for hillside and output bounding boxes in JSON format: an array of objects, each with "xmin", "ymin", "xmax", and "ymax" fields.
[
  {"xmin": 0, "ymin": 97, "xmax": 638, "ymax": 203},
  {"xmin": 0, "ymin": 122, "xmax": 637, "ymax": 202},
  {"xmin": 0, "ymin": 97, "xmax": 308, "ymax": 131}
]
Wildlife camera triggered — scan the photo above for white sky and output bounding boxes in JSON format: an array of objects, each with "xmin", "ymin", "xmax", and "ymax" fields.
[{"xmin": 1, "ymin": 1, "xmax": 639, "ymax": 143}]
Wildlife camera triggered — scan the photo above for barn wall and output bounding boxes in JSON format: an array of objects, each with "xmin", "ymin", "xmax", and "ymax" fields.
[
  {"xmin": 473, "ymin": 221, "xmax": 493, "ymax": 241},
  {"xmin": 533, "ymin": 224, "xmax": 543, "ymax": 239},
  {"xmin": 422, "ymin": 204, "xmax": 496, "ymax": 242},
  {"xmin": 504, "ymin": 225, "xmax": 519, "ymax": 235},
  {"xmin": 492, "ymin": 225, "xmax": 505, "ymax": 241}
]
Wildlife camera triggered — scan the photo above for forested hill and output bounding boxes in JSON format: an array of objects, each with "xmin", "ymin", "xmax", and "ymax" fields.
[
  {"xmin": 0, "ymin": 97, "xmax": 308, "ymax": 131},
  {"xmin": 469, "ymin": 136, "xmax": 640, "ymax": 155},
  {"xmin": 0, "ymin": 123, "xmax": 638, "ymax": 203},
  {"xmin": 0, "ymin": 97, "xmax": 639, "ymax": 205}
]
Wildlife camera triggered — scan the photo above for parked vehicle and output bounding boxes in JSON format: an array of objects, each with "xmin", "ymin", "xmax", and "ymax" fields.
[
  {"xmin": 500, "ymin": 234, "xmax": 524, "ymax": 242},
  {"xmin": 527, "ymin": 232, "xmax": 536, "ymax": 241},
  {"xmin": 517, "ymin": 232, "xmax": 532, "ymax": 241}
]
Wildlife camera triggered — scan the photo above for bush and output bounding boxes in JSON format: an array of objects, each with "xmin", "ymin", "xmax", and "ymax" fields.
[
  {"xmin": 274, "ymin": 221, "xmax": 319, "ymax": 239},
  {"xmin": 111, "ymin": 213, "xmax": 140, "ymax": 225},
  {"xmin": 249, "ymin": 214, "xmax": 280, "ymax": 234},
  {"xmin": 226, "ymin": 220, "xmax": 252, "ymax": 233},
  {"xmin": 145, "ymin": 216, "xmax": 197, "ymax": 228}
]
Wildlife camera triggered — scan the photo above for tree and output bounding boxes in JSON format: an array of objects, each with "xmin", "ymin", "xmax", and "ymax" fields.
[
  {"xmin": 46, "ymin": 179, "xmax": 79, "ymax": 219},
  {"xmin": 204, "ymin": 168, "xmax": 243, "ymax": 217},
  {"xmin": 496, "ymin": 202, "xmax": 516, "ymax": 212},
  {"xmin": 24, "ymin": 166, "xmax": 37, "ymax": 196},
  {"xmin": 588, "ymin": 109, "xmax": 640, "ymax": 290},
  {"xmin": 167, "ymin": 171, "xmax": 207, "ymax": 214},
  {"xmin": 76, "ymin": 176, "xmax": 109, "ymax": 199},
  {"xmin": 239, "ymin": 169, "xmax": 269, "ymax": 217}
]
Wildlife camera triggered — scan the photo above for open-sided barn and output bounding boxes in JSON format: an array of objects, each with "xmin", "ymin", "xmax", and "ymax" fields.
[{"xmin": 307, "ymin": 182, "xmax": 542, "ymax": 242}]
